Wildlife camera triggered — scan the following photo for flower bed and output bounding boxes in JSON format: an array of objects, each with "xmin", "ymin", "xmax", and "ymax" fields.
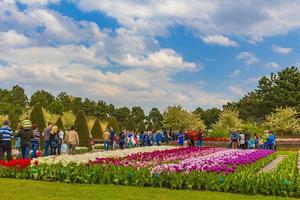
[
  {"xmin": 89, "ymin": 147, "xmax": 222, "ymax": 168},
  {"xmin": 33, "ymin": 146, "xmax": 175, "ymax": 166},
  {"xmin": 0, "ymin": 158, "xmax": 31, "ymax": 169},
  {"xmin": 152, "ymin": 149, "xmax": 274, "ymax": 175}
]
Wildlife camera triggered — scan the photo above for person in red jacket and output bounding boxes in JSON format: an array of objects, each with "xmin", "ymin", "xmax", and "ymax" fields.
[{"xmin": 189, "ymin": 130, "xmax": 195, "ymax": 147}]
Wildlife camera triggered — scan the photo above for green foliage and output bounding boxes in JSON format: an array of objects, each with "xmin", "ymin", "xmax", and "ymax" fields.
[
  {"xmin": 125, "ymin": 117, "xmax": 136, "ymax": 132},
  {"xmin": 194, "ymin": 107, "xmax": 221, "ymax": 128},
  {"xmin": 107, "ymin": 116, "xmax": 121, "ymax": 134},
  {"xmin": 8, "ymin": 112, "xmax": 19, "ymax": 132},
  {"xmin": 61, "ymin": 111, "xmax": 76, "ymax": 129},
  {"xmin": 131, "ymin": 106, "xmax": 145, "ymax": 125},
  {"xmin": 30, "ymin": 90, "xmax": 55, "ymax": 109},
  {"xmin": 48, "ymin": 101, "xmax": 65, "ymax": 115},
  {"xmin": 232, "ymin": 67, "xmax": 300, "ymax": 121},
  {"xmin": 55, "ymin": 117, "xmax": 65, "ymax": 132},
  {"xmin": 213, "ymin": 108, "xmax": 242, "ymax": 134},
  {"xmin": 74, "ymin": 110, "xmax": 90, "ymax": 147},
  {"xmin": 148, "ymin": 108, "xmax": 163, "ymax": 130},
  {"xmin": 113, "ymin": 107, "xmax": 130, "ymax": 129},
  {"xmin": 137, "ymin": 121, "xmax": 146, "ymax": 132},
  {"xmin": 30, "ymin": 103, "xmax": 46, "ymax": 133},
  {"xmin": 163, "ymin": 106, "xmax": 206, "ymax": 131},
  {"xmin": 265, "ymin": 107, "xmax": 300, "ymax": 135},
  {"xmin": 91, "ymin": 118, "xmax": 103, "ymax": 139}
]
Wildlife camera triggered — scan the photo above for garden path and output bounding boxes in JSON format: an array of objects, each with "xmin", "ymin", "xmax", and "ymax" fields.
[{"xmin": 259, "ymin": 155, "xmax": 286, "ymax": 173}]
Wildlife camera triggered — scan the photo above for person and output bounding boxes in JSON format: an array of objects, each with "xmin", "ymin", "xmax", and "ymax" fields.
[
  {"xmin": 177, "ymin": 130, "xmax": 184, "ymax": 146},
  {"xmin": 119, "ymin": 130, "xmax": 126, "ymax": 150},
  {"xmin": 268, "ymin": 131, "xmax": 276, "ymax": 150},
  {"xmin": 127, "ymin": 131, "xmax": 134, "ymax": 148},
  {"xmin": 65, "ymin": 126, "xmax": 79, "ymax": 155},
  {"xmin": 57, "ymin": 128, "xmax": 64, "ymax": 155},
  {"xmin": 254, "ymin": 133, "xmax": 259, "ymax": 149},
  {"xmin": 231, "ymin": 130, "xmax": 239, "ymax": 149},
  {"xmin": 239, "ymin": 131, "xmax": 246, "ymax": 149},
  {"xmin": 50, "ymin": 126, "xmax": 59, "ymax": 155},
  {"xmin": 103, "ymin": 129, "xmax": 110, "ymax": 151},
  {"xmin": 15, "ymin": 120, "xmax": 34, "ymax": 159},
  {"xmin": 262, "ymin": 130, "xmax": 269, "ymax": 149},
  {"xmin": 109, "ymin": 127, "xmax": 116, "ymax": 150},
  {"xmin": 60, "ymin": 142, "xmax": 68, "ymax": 155},
  {"xmin": 189, "ymin": 130, "xmax": 195, "ymax": 147},
  {"xmin": 139, "ymin": 131, "xmax": 145, "ymax": 147},
  {"xmin": 155, "ymin": 130, "xmax": 162, "ymax": 146},
  {"xmin": 31, "ymin": 124, "xmax": 40, "ymax": 158},
  {"xmin": 245, "ymin": 131, "xmax": 250, "ymax": 149},
  {"xmin": 0, "ymin": 120, "xmax": 13, "ymax": 161},
  {"xmin": 43, "ymin": 123, "xmax": 53, "ymax": 156},
  {"xmin": 196, "ymin": 129, "xmax": 203, "ymax": 147},
  {"xmin": 89, "ymin": 134, "xmax": 95, "ymax": 150},
  {"xmin": 247, "ymin": 138, "xmax": 255, "ymax": 149}
]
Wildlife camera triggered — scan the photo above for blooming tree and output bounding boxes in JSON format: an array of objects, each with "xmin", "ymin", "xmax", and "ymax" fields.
[
  {"xmin": 213, "ymin": 108, "xmax": 242, "ymax": 134},
  {"xmin": 265, "ymin": 107, "xmax": 300, "ymax": 135}
]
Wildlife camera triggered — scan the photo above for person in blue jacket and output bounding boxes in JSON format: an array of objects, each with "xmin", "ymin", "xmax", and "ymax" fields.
[
  {"xmin": 177, "ymin": 130, "xmax": 184, "ymax": 146},
  {"xmin": 268, "ymin": 131, "xmax": 276, "ymax": 150},
  {"xmin": 155, "ymin": 131, "xmax": 162, "ymax": 146}
]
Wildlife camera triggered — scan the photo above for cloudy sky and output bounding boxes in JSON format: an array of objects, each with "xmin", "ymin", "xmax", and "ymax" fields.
[{"xmin": 0, "ymin": 0, "xmax": 300, "ymax": 112}]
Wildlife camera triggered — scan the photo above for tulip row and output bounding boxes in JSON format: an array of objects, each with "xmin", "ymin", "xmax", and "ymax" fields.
[
  {"xmin": 0, "ymin": 158, "xmax": 31, "ymax": 169},
  {"xmin": 152, "ymin": 149, "xmax": 274, "ymax": 175},
  {"xmin": 89, "ymin": 147, "xmax": 222, "ymax": 168}
]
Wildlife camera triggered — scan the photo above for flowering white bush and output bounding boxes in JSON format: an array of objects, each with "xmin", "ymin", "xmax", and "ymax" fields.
[{"xmin": 33, "ymin": 146, "xmax": 175, "ymax": 166}]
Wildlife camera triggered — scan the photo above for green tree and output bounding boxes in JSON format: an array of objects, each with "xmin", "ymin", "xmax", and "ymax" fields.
[
  {"xmin": 137, "ymin": 121, "xmax": 146, "ymax": 132},
  {"xmin": 114, "ymin": 107, "xmax": 130, "ymax": 128},
  {"xmin": 234, "ymin": 67, "xmax": 300, "ymax": 121},
  {"xmin": 107, "ymin": 116, "xmax": 121, "ymax": 134},
  {"xmin": 131, "ymin": 106, "xmax": 145, "ymax": 125},
  {"xmin": 11, "ymin": 85, "xmax": 27, "ymax": 109},
  {"xmin": 265, "ymin": 107, "xmax": 300, "ymax": 135},
  {"xmin": 74, "ymin": 110, "xmax": 90, "ymax": 147},
  {"xmin": 55, "ymin": 117, "xmax": 65, "ymax": 131},
  {"xmin": 213, "ymin": 108, "xmax": 242, "ymax": 135},
  {"xmin": 8, "ymin": 112, "xmax": 19, "ymax": 132},
  {"xmin": 30, "ymin": 103, "xmax": 46, "ymax": 133},
  {"xmin": 125, "ymin": 117, "xmax": 136, "ymax": 132},
  {"xmin": 48, "ymin": 100, "xmax": 65, "ymax": 115},
  {"xmin": 91, "ymin": 118, "xmax": 103, "ymax": 139},
  {"xmin": 30, "ymin": 90, "xmax": 55, "ymax": 109},
  {"xmin": 148, "ymin": 107, "xmax": 163, "ymax": 130}
]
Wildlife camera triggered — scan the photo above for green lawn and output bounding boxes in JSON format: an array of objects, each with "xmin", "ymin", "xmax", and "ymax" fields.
[{"xmin": 0, "ymin": 178, "xmax": 297, "ymax": 200}]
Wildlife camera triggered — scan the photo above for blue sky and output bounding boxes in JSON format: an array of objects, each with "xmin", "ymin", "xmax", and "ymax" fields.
[{"xmin": 0, "ymin": 0, "xmax": 300, "ymax": 112}]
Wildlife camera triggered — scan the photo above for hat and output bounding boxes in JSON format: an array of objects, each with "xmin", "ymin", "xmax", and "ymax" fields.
[{"xmin": 21, "ymin": 120, "xmax": 32, "ymax": 129}]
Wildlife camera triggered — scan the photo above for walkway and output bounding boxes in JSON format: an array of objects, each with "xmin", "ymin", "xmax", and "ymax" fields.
[{"xmin": 259, "ymin": 155, "xmax": 286, "ymax": 173}]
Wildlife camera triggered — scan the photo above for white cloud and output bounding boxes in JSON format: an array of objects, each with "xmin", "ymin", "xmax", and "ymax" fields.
[
  {"xmin": 17, "ymin": 0, "xmax": 60, "ymax": 6},
  {"xmin": 244, "ymin": 76, "xmax": 261, "ymax": 84},
  {"xmin": 265, "ymin": 62, "xmax": 280, "ymax": 69},
  {"xmin": 0, "ymin": 30, "xmax": 30, "ymax": 47},
  {"xmin": 228, "ymin": 85, "xmax": 245, "ymax": 96},
  {"xmin": 272, "ymin": 45, "xmax": 293, "ymax": 54},
  {"xmin": 237, "ymin": 52, "xmax": 259, "ymax": 65},
  {"xmin": 230, "ymin": 69, "xmax": 240, "ymax": 78},
  {"xmin": 76, "ymin": 0, "xmax": 300, "ymax": 40},
  {"xmin": 202, "ymin": 35, "xmax": 238, "ymax": 47}
]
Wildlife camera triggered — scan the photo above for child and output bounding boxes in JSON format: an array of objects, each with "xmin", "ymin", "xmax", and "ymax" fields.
[{"xmin": 61, "ymin": 142, "xmax": 68, "ymax": 155}]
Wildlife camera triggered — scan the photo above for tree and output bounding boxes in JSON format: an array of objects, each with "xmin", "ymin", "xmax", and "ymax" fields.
[
  {"xmin": 91, "ymin": 118, "xmax": 103, "ymax": 139},
  {"xmin": 11, "ymin": 85, "xmax": 27, "ymax": 109},
  {"xmin": 148, "ymin": 107, "xmax": 163, "ymax": 130},
  {"xmin": 8, "ymin": 112, "xmax": 19, "ymax": 132},
  {"xmin": 125, "ymin": 117, "xmax": 136, "ymax": 131},
  {"xmin": 30, "ymin": 90, "xmax": 55, "ymax": 109},
  {"xmin": 61, "ymin": 111, "xmax": 76, "ymax": 129},
  {"xmin": 186, "ymin": 113, "xmax": 206, "ymax": 131},
  {"xmin": 193, "ymin": 107, "xmax": 221, "ymax": 128},
  {"xmin": 163, "ymin": 106, "xmax": 187, "ymax": 130},
  {"xmin": 74, "ymin": 110, "xmax": 90, "ymax": 147},
  {"xmin": 55, "ymin": 117, "xmax": 65, "ymax": 131},
  {"xmin": 265, "ymin": 107, "xmax": 300, "ymax": 135},
  {"xmin": 137, "ymin": 121, "xmax": 146, "ymax": 132},
  {"xmin": 233, "ymin": 67, "xmax": 300, "ymax": 121},
  {"xmin": 48, "ymin": 100, "xmax": 65, "ymax": 115},
  {"xmin": 43, "ymin": 108, "xmax": 59, "ymax": 124},
  {"xmin": 30, "ymin": 103, "xmax": 46, "ymax": 133},
  {"xmin": 114, "ymin": 107, "xmax": 130, "ymax": 128},
  {"xmin": 213, "ymin": 108, "xmax": 242, "ymax": 135},
  {"xmin": 131, "ymin": 106, "xmax": 145, "ymax": 125},
  {"xmin": 107, "ymin": 116, "xmax": 121, "ymax": 134}
]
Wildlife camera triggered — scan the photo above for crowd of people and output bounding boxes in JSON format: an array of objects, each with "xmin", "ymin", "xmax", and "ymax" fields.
[
  {"xmin": 229, "ymin": 130, "xmax": 276, "ymax": 150},
  {"xmin": 0, "ymin": 119, "xmax": 80, "ymax": 161},
  {"xmin": 101, "ymin": 128, "xmax": 204, "ymax": 151}
]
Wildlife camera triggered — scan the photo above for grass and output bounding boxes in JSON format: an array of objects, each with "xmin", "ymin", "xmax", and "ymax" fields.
[{"xmin": 0, "ymin": 178, "xmax": 297, "ymax": 200}]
